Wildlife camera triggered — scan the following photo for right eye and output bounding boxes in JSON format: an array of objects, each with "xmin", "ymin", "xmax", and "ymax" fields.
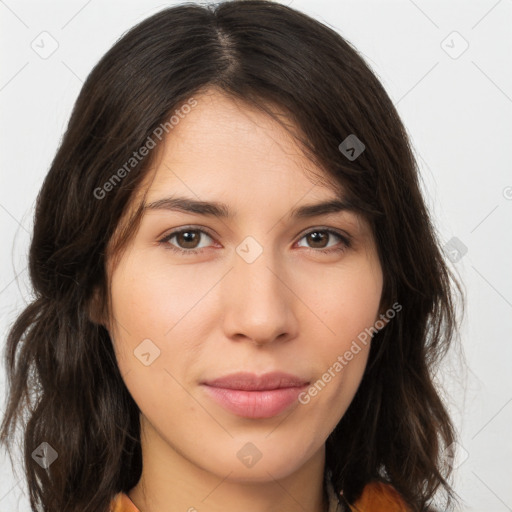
[{"xmin": 159, "ymin": 227, "xmax": 217, "ymax": 255}]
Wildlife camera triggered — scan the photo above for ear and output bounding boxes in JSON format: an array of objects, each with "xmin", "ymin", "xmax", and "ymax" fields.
[{"xmin": 88, "ymin": 285, "xmax": 108, "ymax": 328}]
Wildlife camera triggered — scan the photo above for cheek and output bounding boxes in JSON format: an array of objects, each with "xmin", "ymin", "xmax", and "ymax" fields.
[
  {"xmin": 306, "ymin": 256, "xmax": 383, "ymax": 344},
  {"xmin": 107, "ymin": 249, "xmax": 219, "ymax": 410},
  {"xmin": 108, "ymin": 255, "xmax": 200, "ymax": 428},
  {"xmin": 296, "ymin": 258, "xmax": 382, "ymax": 417},
  {"xmin": 297, "ymin": 332, "xmax": 371, "ymax": 433},
  {"xmin": 108, "ymin": 249, "xmax": 208, "ymax": 349}
]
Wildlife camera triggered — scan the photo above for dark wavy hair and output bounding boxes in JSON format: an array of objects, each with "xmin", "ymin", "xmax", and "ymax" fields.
[{"xmin": 0, "ymin": 1, "xmax": 464, "ymax": 511}]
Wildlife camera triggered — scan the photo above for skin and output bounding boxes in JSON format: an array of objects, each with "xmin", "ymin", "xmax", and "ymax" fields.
[{"xmin": 102, "ymin": 88, "xmax": 384, "ymax": 512}]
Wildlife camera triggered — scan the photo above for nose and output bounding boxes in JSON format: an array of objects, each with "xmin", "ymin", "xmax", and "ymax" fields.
[{"xmin": 222, "ymin": 249, "xmax": 298, "ymax": 347}]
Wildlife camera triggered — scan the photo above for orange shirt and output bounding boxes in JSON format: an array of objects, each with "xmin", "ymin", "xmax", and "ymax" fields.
[
  {"xmin": 345, "ymin": 481, "xmax": 410, "ymax": 511},
  {"xmin": 110, "ymin": 480, "xmax": 409, "ymax": 511}
]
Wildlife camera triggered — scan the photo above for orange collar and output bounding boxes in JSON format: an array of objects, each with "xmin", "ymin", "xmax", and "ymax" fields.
[{"xmin": 110, "ymin": 480, "xmax": 409, "ymax": 512}]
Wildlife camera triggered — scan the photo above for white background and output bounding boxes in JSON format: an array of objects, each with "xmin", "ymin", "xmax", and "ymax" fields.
[{"xmin": 1, "ymin": 1, "xmax": 511, "ymax": 510}]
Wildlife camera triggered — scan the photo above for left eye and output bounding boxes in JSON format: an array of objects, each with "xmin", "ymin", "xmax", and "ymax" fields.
[
  {"xmin": 296, "ymin": 229, "xmax": 350, "ymax": 252},
  {"xmin": 159, "ymin": 227, "xmax": 350, "ymax": 255}
]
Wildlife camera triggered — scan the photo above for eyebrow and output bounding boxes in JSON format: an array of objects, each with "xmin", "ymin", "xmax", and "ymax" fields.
[{"xmin": 144, "ymin": 196, "xmax": 358, "ymax": 220}]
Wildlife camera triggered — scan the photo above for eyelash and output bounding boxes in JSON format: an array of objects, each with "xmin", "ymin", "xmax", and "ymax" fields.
[{"xmin": 158, "ymin": 226, "xmax": 351, "ymax": 256}]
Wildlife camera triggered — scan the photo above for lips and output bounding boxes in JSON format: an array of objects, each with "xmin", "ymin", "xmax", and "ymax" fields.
[
  {"xmin": 202, "ymin": 371, "xmax": 309, "ymax": 390},
  {"xmin": 201, "ymin": 371, "xmax": 309, "ymax": 419}
]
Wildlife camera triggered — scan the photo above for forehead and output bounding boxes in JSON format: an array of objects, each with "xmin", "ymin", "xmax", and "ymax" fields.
[{"xmin": 144, "ymin": 89, "xmax": 341, "ymax": 203}]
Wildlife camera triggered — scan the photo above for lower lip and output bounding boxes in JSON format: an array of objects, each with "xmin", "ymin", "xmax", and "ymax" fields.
[{"xmin": 202, "ymin": 385, "xmax": 308, "ymax": 419}]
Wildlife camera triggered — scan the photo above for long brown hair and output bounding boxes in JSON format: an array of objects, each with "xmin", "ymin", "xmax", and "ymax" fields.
[{"xmin": 0, "ymin": 1, "xmax": 463, "ymax": 511}]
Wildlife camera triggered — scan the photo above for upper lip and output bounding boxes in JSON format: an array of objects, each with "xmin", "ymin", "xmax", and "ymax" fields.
[{"xmin": 202, "ymin": 371, "xmax": 309, "ymax": 391}]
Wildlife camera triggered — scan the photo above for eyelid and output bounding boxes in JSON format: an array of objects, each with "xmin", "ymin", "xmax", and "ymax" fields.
[
  {"xmin": 300, "ymin": 226, "xmax": 352, "ymax": 246},
  {"xmin": 158, "ymin": 225, "xmax": 352, "ymax": 254},
  {"xmin": 158, "ymin": 224, "xmax": 218, "ymax": 251}
]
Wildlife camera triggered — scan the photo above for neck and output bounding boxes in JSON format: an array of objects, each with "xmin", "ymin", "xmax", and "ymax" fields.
[{"xmin": 128, "ymin": 419, "xmax": 329, "ymax": 512}]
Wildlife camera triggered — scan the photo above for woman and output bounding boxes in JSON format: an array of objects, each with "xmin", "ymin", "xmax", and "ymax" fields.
[{"xmin": 0, "ymin": 1, "xmax": 463, "ymax": 511}]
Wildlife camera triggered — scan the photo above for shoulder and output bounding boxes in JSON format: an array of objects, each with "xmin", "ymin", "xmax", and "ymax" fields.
[
  {"xmin": 110, "ymin": 492, "xmax": 141, "ymax": 512},
  {"xmin": 350, "ymin": 480, "xmax": 411, "ymax": 512}
]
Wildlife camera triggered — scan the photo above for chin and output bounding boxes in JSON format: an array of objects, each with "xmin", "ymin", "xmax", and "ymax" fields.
[{"xmin": 197, "ymin": 438, "xmax": 318, "ymax": 483}]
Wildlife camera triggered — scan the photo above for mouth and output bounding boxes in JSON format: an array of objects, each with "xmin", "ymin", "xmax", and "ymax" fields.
[{"xmin": 201, "ymin": 371, "xmax": 309, "ymax": 419}]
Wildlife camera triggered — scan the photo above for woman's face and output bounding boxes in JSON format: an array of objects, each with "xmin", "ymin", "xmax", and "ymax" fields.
[{"xmin": 106, "ymin": 89, "xmax": 383, "ymax": 482}]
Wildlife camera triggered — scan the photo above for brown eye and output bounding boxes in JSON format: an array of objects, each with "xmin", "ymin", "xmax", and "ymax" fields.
[
  {"xmin": 297, "ymin": 228, "xmax": 351, "ymax": 253},
  {"xmin": 160, "ymin": 228, "xmax": 215, "ymax": 255},
  {"xmin": 305, "ymin": 231, "xmax": 329, "ymax": 248},
  {"xmin": 175, "ymin": 230, "xmax": 201, "ymax": 249}
]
